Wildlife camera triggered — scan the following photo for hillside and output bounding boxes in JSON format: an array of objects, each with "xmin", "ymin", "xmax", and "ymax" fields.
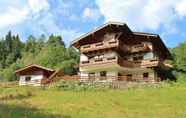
[{"xmin": 0, "ymin": 83, "xmax": 186, "ymax": 118}]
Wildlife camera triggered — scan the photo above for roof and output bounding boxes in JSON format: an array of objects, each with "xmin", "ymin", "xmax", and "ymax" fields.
[
  {"xmin": 132, "ymin": 32, "xmax": 172, "ymax": 58},
  {"xmin": 15, "ymin": 64, "xmax": 55, "ymax": 74},
  {"xmin": 133, "ymin": 32, "xmax": 159, "ymax": 37},
  {"xmin": 71, "ymin": 21, "xmax": 172, "ymax": 58},
  {"xmin": 70, "ymin": 21, "xmax": 129, "ymax": 46}
]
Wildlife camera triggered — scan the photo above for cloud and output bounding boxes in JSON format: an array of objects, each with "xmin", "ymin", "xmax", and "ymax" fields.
[
  {"xmin": 0, "ymin": 0, "xmax": 50, "ymax": 29},
  {"xmin": 61, "ymin": 29, "xmax": 83, "ymax": 45},
  {"xmin": 175, "ymin": 0, "xmax": 186, "ymax": 17},
  {"xmin": 0, "ymin": 7, "xmax": 29, "ymax": 29},
  {"xmin": 28, "ymin": 0, "xmax": 49, "ymax": 13},
  {"xmin": 95, "ymin": 0, "xmax": 186, "ymax": 31},
  {"xmin": 83, "ymin": 7, "xmax": 101, "ymax": 21}
]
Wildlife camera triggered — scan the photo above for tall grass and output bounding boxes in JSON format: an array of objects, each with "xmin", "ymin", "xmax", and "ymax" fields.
[{"xmin": 0, "ymin": 80, "xmax": 186, "ymax": 118}]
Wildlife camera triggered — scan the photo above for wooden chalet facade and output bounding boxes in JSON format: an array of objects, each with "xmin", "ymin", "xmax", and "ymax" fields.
[
  {"xmin": 71, "ymin": 22, "xmax": 172, "ymax": 82},
  {"xmin": 15, "ymin": 64, "xmax": 63, "ymax": 86}
]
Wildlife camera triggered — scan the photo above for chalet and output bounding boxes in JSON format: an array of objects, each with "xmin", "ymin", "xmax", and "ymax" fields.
[
  {"xmin": 15, "ymin": 64, "xmax": 56, "ymax": 86},
  {"xmin": 71, "ymin": 22, "xmax": 172, "ymax": 82}
]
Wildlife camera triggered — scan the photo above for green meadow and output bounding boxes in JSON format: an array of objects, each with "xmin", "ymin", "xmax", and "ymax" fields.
[{"xmin": 0, "ymin": 81, "xmax": 186, "ymax": 118}]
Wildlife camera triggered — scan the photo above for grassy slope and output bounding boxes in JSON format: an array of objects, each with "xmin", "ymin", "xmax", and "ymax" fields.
[{"xmin": 0, "ymin": 84, "xmax": 186, "ymax": 118}]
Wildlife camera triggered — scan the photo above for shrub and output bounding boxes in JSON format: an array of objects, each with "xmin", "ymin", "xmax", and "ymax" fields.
[{"xmin": 49, "ymin": 80, "xmax": 111, "ymax": 91}]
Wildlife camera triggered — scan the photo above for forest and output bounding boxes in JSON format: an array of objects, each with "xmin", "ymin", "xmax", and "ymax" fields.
[
  {"xmin": 0, "ymin": 31, "xmax": 79, "ymax": 81},
  {"xmin": 0, "ymin": 31, "xmax": 185, "ymax": 81}
]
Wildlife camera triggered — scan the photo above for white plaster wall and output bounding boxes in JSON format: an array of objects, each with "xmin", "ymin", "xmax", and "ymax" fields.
[
  {"xmin": 31, "ymin": 75, "xmax": 43, "ymax": 80},
  {"xmin": 19, "ymin": 75, "xmax": 43, "ymax": 86},
  {"xmin": 95, "ymin": 72, "xmax": 100, "ymax": 77},
  {"xmin": 80, "ymin": 72, "xmax": 89, "ymax": 81},
  {"xmin": 107, "ymin": 71, "xmax": 118, "ymax": 81},
  {"xmin": 80, "ymin": 54, "xmax": 88, "ymax": 62},
  {"xmin": 107, "ymin": 71, "xmax": 118, "ymax": 76},
  {"xmin": 104, "ymin": 52, "xmax": 117, "ymax": 58}
]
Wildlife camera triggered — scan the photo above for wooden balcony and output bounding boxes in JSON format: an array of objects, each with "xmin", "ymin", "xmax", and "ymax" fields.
[
  {"xmin": 80, "ymin": 40, "xmax": 119, "ymax": 53},
  {"xmin": 81, "ymin": 56, "xmax": 159, "ymax": 69},
  {"xmin": 134, "ymin": 59, "xmax": 159, "ymax": 68},
  {"xmin": 130, "ymin": 43, "xmax": 151, "ymax": 53},
  {"xmin": 80, "ymin": 56, "xmax": 118, "ymax": 67},
  {"xmin": 120, "ymin": 43, "xmax": 152, "ymax": 54},
  {"xmin": 119, "ymin": 59, "xmax": 159, "ymax": 68}
]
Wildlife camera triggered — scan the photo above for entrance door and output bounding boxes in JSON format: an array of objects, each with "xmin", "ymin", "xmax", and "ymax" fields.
[{"xmin": 143, "ymin": 73, "xmax": 149, "ymax": 80}]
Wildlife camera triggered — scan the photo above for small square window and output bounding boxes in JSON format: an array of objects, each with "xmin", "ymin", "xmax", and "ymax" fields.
[
  {"xmin": 100, "ymin": 71, "xmax": 107, "ymax": 77},
  {"xmin": 25, "ymin": 76, "xmax": 31, "ymax": 81},
  {"xmin": 143, "ymin": 73, "xmax": 149, "ymax": 79}
]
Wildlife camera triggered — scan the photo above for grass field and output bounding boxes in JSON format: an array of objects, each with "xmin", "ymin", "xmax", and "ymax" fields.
[{"xmin": 0, "ymin": 82, "xmax": 186, "ymax": 118}]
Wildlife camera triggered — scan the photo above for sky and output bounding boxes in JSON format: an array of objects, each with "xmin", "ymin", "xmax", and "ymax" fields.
[{"xmin": 0, "ymin": 0, "xmax": 186, "ymax": 48}]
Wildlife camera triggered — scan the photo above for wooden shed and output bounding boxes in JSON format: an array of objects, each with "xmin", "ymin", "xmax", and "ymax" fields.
[{"xmin": 15, "ymin": 64, "xmax": 55, "ymax": 86}]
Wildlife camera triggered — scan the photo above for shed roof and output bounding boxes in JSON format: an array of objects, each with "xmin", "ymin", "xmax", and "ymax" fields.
[{"xmin": 15, "ymin": 64, "xmax": 55, "ymax": 75}]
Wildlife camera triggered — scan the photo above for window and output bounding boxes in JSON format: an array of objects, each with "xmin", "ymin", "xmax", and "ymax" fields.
[
  {"xmin": 89, "ymin": 73, "xmax": 95, "ymax": 77},
  {"xmin": 144, "ymin": 52, "xmax": 153, "ymax": 60},
  {"xmin": 100, "ymin": 71, "xmax": 107, "ymax": 77},
  {"xmin": 25, "ymin": 76, "xmax": 31, "ymax": 81},
  {"xmin": 133, "ymin": 57, "xmax": 138, "ymax": 61},
  {"xmin": 89, "ymin": 73, "xmax": 95, "ymax": 80},
  {"xmin": 143, "ymin": 73, "xmax": 149, "ymax": 79},
  {"xmin": 133, "ymin": 56, "xmax": 143, "ymax": 61}
]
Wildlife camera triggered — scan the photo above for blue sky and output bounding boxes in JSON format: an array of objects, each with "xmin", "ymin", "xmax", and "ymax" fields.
[{"xmin": 0, "ymin": 0, "xmax": 186, "ymax": 47}]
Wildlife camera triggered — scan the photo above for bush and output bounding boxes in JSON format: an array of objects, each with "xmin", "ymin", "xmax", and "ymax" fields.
[
  {"xmin": 175, "ymin": 73, "xmax": 186, "ymax": 84},
  {"xmin": 49, "ymin": 80, "xmax": 110, "ymax": 91}
]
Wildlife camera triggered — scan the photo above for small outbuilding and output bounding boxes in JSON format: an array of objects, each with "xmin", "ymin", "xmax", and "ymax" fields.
[{"xmin": 15, "ymin": 64, "xmax": 55, "ymax": 86}]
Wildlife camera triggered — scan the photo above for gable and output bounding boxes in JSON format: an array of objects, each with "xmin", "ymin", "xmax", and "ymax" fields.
[
  {"xmin": 71, "ymin": 22, "xmax": 172, "ymax": 59},
  {"xmin": 71, "ymin": 22, "xmax": 131, "ymax": 48},
  {"xmin": 15, "ymin": 64, "xmax": 55, "ymax": 77}
]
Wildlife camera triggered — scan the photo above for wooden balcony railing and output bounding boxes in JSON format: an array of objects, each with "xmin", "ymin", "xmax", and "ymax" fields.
[
  {"xmin": 119, "ymin": 43, "xmax": 152, "ymax": 54},
  {"xmin": 133, "ymin": 59, "xmax": 159, "ymax": 68},
  {"xmin": 81, "ymin": 57, "xmax": 159, "ymax": 68},
  {"xmin": 80, "ymin": 56, "xmax": 117, "ymax": 66},
  {"xmin": 118, "ymin": 60, "xmax": 134, "ymax": 68},
  {"xmin": 119, "ymin": 59, "xmax": 159, "ymax": 68},
  {"xmin": 80, "ymin": 40, "xmax": 119, "ymax": 53},
  {"xmin": 130, "ymin": 43, "xmax": 151, "ymax": 53}
]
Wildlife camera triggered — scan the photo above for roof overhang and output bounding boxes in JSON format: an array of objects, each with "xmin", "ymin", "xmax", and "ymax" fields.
[
  {"xmin": 70, "ymin": 21, "xmax": 132, "ymax": 48},
  {"xmin": 132, "ymin": 32, "xmax": 172, "ymax": 59},
  {"xmin": 15, "ymin": 64, "xmax": 55, "ymax": 75},
  {"xmin": 70, "ymin": 21, "xmax": 172, "ymax": 59}
]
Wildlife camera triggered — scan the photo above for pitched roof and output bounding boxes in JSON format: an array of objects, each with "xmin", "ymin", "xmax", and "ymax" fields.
[
  {"xmin": 70, "ymin": 21, "xmax": 171, "ymax": 59},
  {"xmin": 70, "ymin": 21, "xmax": 130, "ymax": 46},
  {"xmin": 133, "ymin": 32, "xmax": 159, "ymax": 37},
  {"xmin": 132, "ymin": 32, "xmax": 171, "ymax": 58},
  {"xmin": 15, "ymin": 64, "xmax": 54, "ymax": 74}
]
